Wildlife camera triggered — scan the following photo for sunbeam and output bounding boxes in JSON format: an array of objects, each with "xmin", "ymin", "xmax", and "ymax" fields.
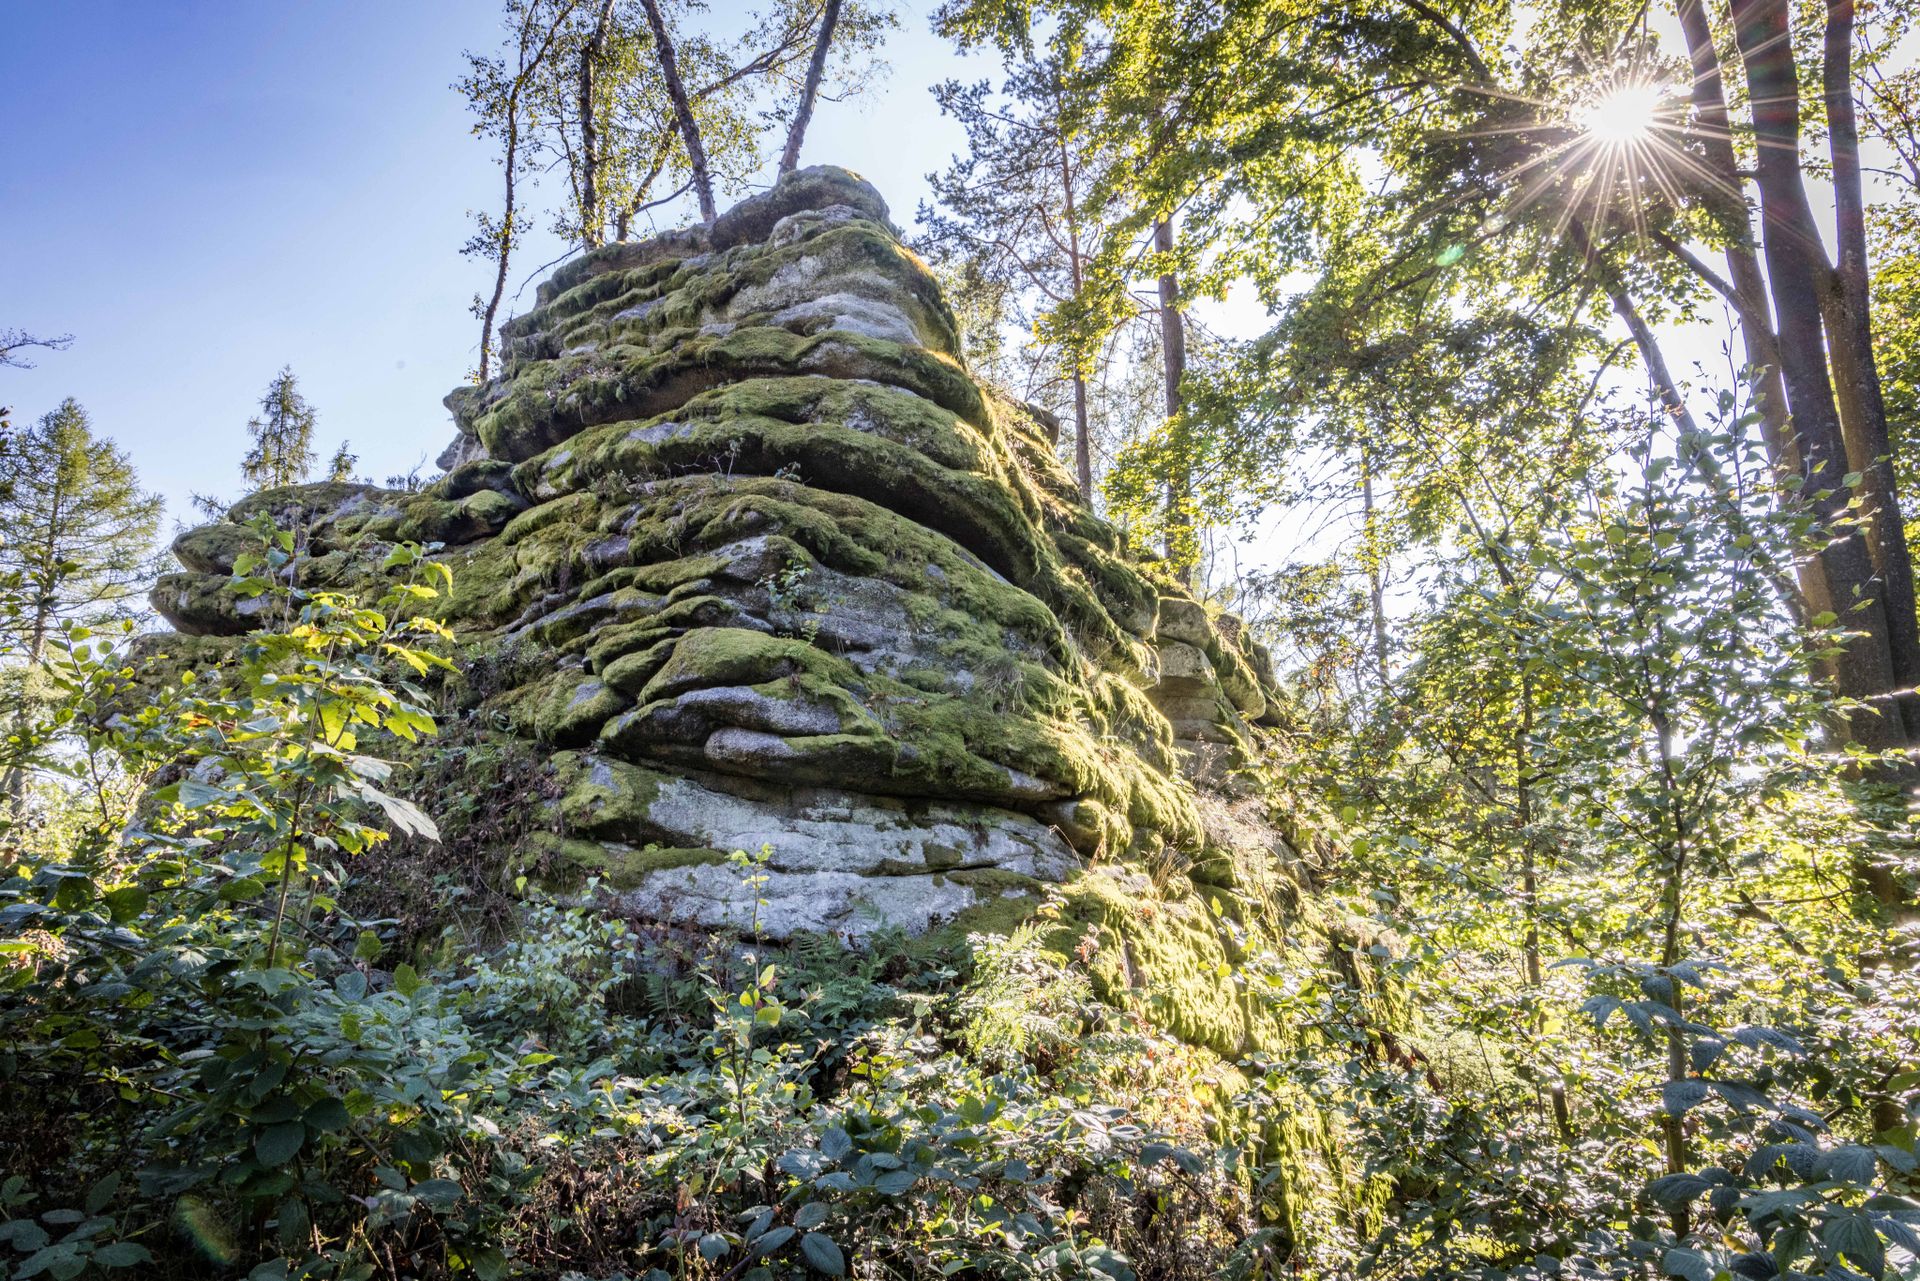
[{"xmin": 1577, "ymin": 82, "xmax": 1664, "ymax": 146}]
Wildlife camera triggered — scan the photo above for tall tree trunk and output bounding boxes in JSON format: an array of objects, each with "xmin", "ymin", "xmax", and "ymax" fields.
[
  {"xmin": 639, "ymin": 0, "xmax": 717, "ymax": 225},
  {"xmin": 1155, "ymin": 216, "xmax": 1193, "ymax": 582},
  {"xmin": 1730, "ymin": 0, "xmax": 1908, "ymax": 762},
  {"xmin": 1673, "ymin": 0, "xmax": 1797, "ymax": 476},
  {"xmin": 1515, "ymin": 669, "xmax": 1573, "ymax": 1139},
  {"xmin": 1059, "ymin": 132, "xmax": 1094, "ymax": 501},
  {"xmin": 1072, "ymin": 370, "xmax": 1093, "ymax": 502},
  {"xmin": 477, "ymin": 2, "xmax": 578, "ymax": 381},
  {"xmin": 1652, "ymin": 705, "xmax": 1692, "ymax": 1238},
  {"xmin": 778, "ymin": 0, "xmax": 842, "ymax": 176},
  {"xmin": 1360, "ymin": 441, "xmax": 1390, "ymax": 687},
  {"xmin": 479, "ymin": 110, "xmax": 521, "ymax": 383},
  {"xmin": 577, "ymin": 0, "xmax": 616, "ymax": 247},
  {"xmin": 1586, "ymin": 228, "xmax": 1812, "ymax": 627},
  {"xmin": 1823, "ymin": 0, "xmax": 1920, "ymax": 741},
  {"xmin": 4, "ymin": 493, "xmax": 62, "ymax": 812}
]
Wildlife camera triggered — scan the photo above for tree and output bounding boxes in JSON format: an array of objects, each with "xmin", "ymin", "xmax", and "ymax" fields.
[
  {"xmin": 241, "ymin": 367, "xmax": 318, "ymax": 493},
  {"xmin": 919, "ymin": 57, "xmax": 1135, "ymax": 502},
  {"xmin": 778, "ymin": 0, "xmax": 844, "ymax": 175},
  {"xmin": 461, "ymin": 1, "xmax": 896, "ymax": 375},
  {"xmin": 637, "ymin": 0, "xmax": 718, "ymax": 223},
  {"xmin": 0, "ymin": 399, "xmax": 161, "ymax": 664},
  {"xmin": 326, "ymin": 442, "xmax": 358, "ymax": 483},
  {"xmin": 938, "ymin": 0, "xmax": 1920, "ymax": 783},
  {"xmin": 458, "ymin": 0, "xmax": 586, "ymax": 381}
]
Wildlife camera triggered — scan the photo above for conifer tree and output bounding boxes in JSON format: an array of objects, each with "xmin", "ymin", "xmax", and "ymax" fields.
[
  {"xmin": 0, "ymin": 399, "xmax": 162, "ymax": 663},
  {"xmin": 326, "ymin": 442, "xmax": 358, "ymax": 483},
  {"xmin": 241, "ymin": 366, "xmax": 318, "ymax": 493}
]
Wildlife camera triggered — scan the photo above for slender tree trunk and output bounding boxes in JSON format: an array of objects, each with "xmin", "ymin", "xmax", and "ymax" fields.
[
  {"xmin": 1649, "ymin": 694, "xmax": 1692, "ymax": 1237},
  {"xmin": 1059, "ymin": 132, "xmax": 1094, "ymax": 502},
  {"xmin": 479, "ymin": 113, "xmax": 520, "ymax": 383},
  {"xmin": 1730, "ymin": 0, "xmax": 1908, "ymax": 761},
  {"xmin": 1515, "ymin": 670, "xmax": 1573, "ymax": 1139},
  {"xmin": 1155, "ymin": 216, "xmax": 1193, "ymax": 582},
  {"xmin": 1597, "ymin": 252, "xmax": 1816, "ymax": 631},
  {"xmin": 4, "ymin": 492, "xmax": 62, "ymax": 810},
  {"xmin": 640, "ymin": 0, "xmax": 717, "ymax": 224},
  {"xmin": 778, "ymin": 0, "xmax": 842, "ymax": 176},
  {"xmin": 1673, "ymin": 0, "xmax": 1797, "ymax": 475},
  {"xmin": 1154, "ymin": 218, "xmax": 1187, "ymax": 421},
  {"xmin": 477, "ymin": 2, "xmax": 578, "ymax": 380},
  {"xmin": 1823, "ymin": 0, "xmax": 1920, "ymax": 741},
  {"xmin": 1601, "ymin": 277, "xmax": 1694, "ymax": 435},
  {"xmin": 1360, "ymin": 441, "xmax": 1390, "ymax": 687},
  {"xmin": 577, "ymin": 0, "xmax": 616, "ymax": 247},
  {"xmin": 1071, "ymin": 371, "xmax": 1093, "ymax": 502}
]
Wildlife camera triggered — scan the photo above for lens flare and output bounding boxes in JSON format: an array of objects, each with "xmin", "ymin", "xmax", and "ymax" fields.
[{"xmin": 1577, "ymin": 83, "xmax": 1663, "ymax": 146}]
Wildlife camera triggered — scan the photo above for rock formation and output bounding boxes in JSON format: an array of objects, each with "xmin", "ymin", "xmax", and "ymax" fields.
[{"xmin": 153, "ymin": 169, "xmax": 1380, "ymax": 1092}]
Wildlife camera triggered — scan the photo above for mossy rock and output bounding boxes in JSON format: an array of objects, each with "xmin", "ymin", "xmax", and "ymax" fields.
[{"xmin": 145, "ymin": 158, "xmax": 1392, "ymax": 1088}]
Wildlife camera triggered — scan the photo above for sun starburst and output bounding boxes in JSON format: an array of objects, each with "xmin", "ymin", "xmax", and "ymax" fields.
[{"xmin": 1576, "ymin": 82, "xmax": 1664, "ymax": 147}]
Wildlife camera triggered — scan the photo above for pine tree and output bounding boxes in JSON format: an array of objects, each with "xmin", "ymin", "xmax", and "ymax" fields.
[
  {"xmin": 327, "ymin": 441, "xmax": 358, "ymax": 483},
  {"xmin": 242, "ymin": 366, "xmax": 318, "ymax": 492},
  {"xmin": 0, "ymin": 399, "xmax": 163, "ymax": 663}
]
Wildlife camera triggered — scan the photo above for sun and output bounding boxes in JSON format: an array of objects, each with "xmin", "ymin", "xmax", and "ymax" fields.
[{"xmin": 1575, "ymin": 82, "xmax": 1664, "ymax": 146}]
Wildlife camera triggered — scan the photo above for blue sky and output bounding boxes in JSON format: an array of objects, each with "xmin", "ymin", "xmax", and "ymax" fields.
[
  {"xmin": 1, "ymin": 1, "xmax": 978, "ymax": 529},
  {"xmin": 3, "ymin": 1, "xmax": 1881, "ymax": 581}
]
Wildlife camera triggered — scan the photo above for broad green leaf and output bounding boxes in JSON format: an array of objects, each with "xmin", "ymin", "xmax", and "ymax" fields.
[
  {"xmin": 800, "ymin": 1232, "xmax": 846, "ymax": 1276},
  {"xmin": 254, "ymin": 1121, "xmax": 306, "ymax": 1167}
]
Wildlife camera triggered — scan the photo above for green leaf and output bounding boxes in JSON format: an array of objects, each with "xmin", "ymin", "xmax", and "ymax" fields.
[
  {"xmin": 352, "ymin": 782, "xmax": 440, "ymax": 841},
  {"xmin": 304, "ymin": 1098, "xmax": 351, "ymax": 1133},
  {"xmin": 92, "ymin": 1243, "xmax": 154, "ymax": 1269},
  {"xmin": 14, "ymin": 1244, "xmax": 77, "ymax": 1281},
  {"xmin": 50, "ymin": 875, "xmax": 94, "ymax": 910},
  {"xmin": 820, "ymin": 1128, "xmax": 852, "ymax": 1162},
  {"xmin": 353, "ymin": 930, "xmax": 383, "ymax": 962},
  {"xmin": 1649, "ymin": 1172, "xmax": 1712, "ymax": 1206},
  {"xmin": 754, "ymin": 1226, "xmax": 796, "ymax": 1255},
  {"xmin": 254, "ymin": 1121, "xmax": 306, "ymax": 1167},
  {"xmin": 1662, "ymin": 1079, "xmax": 1710, "ymax": 1116},
  {"xmin": 178, "ymin": 779, "xmax": 225, "ymax": 809},
  {"xmin": 218, "ymin": 876, "xmax": 266, "ymax": 903},
  {"xmin": 1819, "ymin": 1144, "xmax": 1879, "ymax": 1184},
  {"xmin": 800, "ymin": 1232, "xmax": 846, "ymax": 1276},
  {"xmin": 101, "ymin": 887, "xmax": 147, "ymax": 924},
  {"xmin": 793, "ymin": 1202, "xmax": 830, "ymax": 1231},
  {"xmin": 83, "ymin": 1174, "xmax": 119, "ymax": 1215},
  {"xmin": 471, "ymin": 1248, "xmax": 509, "ymax": 1281},
  {"xmin": 276, "ymin": 1196, "xmax": 311, "ymax": 1253},
  {"xmin": 1661, "ymin": 1247, "xmax": 1714, "ymax": 1281},
  {"xmin": 874, "ymin": 1170, "xmax": 915, "ymax": 1196},
  {"xmin": 1823, "ymin": 1211, "xmax": 1886, "ymax": 1278},
  {"xmin": 392, "ymin": 964, "xmax": 423, "ymax": 998},
  {"xmin": 412, "ymin": 1179, "xmax": 462, "ymax": 1210}
]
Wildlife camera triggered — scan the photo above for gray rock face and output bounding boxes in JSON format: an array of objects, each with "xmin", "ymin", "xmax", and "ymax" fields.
[{"xmin": 150, "ymin": 166, "xmax": 1287, "ymax": 939}]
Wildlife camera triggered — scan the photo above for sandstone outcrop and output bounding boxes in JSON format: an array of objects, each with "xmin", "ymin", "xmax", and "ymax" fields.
[
  {"xmin": 156, "ymin": 167, "xmax": 1291, "ymax": 950},
  {"xmin": 150, "ymin": 166, "xmax": 1394, "ymax": 1238}
]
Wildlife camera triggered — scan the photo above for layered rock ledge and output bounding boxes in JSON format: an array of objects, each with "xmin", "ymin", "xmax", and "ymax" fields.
[{"xmin": 155, "ymin": 168, "xmax": 1290, "ymax": 947}]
